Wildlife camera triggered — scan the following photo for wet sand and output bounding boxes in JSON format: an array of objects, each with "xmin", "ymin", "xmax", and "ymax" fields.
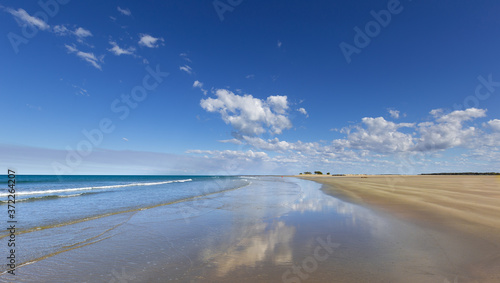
[
  {"xmin": 3, "ymin": 177, "xmax": 496, "ymax": 282},
  {"xmin": 300, "ymin": 175, "xmax": 500, "ymax": 282}
]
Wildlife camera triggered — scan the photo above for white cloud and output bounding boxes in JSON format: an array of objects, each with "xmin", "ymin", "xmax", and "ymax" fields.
[
  {"xmin": 191, "ymin": 107, "xmax": 498, "ymax": 174},
  {"xmin": 180, "ymin": 65, "xmax": 192, "ymax": 74},
  {"xmin": 336, "ymin": 117, "xmax": 415, "ymax": 153},
  {"xmin": 138, "ymin": 34, "xmax": 164, "ymax": 48},
  {"xmin": 71, "ymin": 84, "xmax": 89, "ymax": 96},
  {"xmin": 200, "ymin": 89, "xmax": 292, "ymax": 135},
  {"xmin": 7, "ymin": 8, "xmax": 49, "ymax": 30},
  {"xmin": 180, "ymin": 53, "xmax": 192, "ymax": 62},
  {"xmin": 388, "ymin": 109, "xmax": 400, "ymax": 119},
  {"xmin": 277, "ymin": 40, "xmax": 282, "ymax": 48},
  {"xmin": 53, "ymin": 25, "xmax": 92, "ymax": 40},
  {"xmin": 487, "ymin": 119, "xmax": 500, "ymax": 132},
  {"xmin": 53, "ymin": 25, "xmax": 69, "ymax": 35},
  {"xmin": 117, "ymin": 6, "xmax": 131, "ymax": 16},
  {"xmin": 193, "ymin": 80, "xmax": 203, "ymax": 88},
  {"xmin": 415, "ymin": 108, "xmax": 486, "ymax": 151},
  {"xmin": 108, "ymin": 41, "xmax": 135, "ymax": 56},
  {"xmin": 65, "ymin": 44, "xmax": 103, "ymax": 70},
  {"xmin": 246, "ymin": 74, "xmax": 255, "ymax": 79},
  {"xmin": 193, "ymin": 80, "xmax": 210, "ymax": 95},
  {"xmin": 298, "ymin": 107, "xmax": 308, "ymax": 117},
  {"xmin": 26, "ymin": 104, "xmax": 42, "ymax": 111},
  {"xmin": 218, "ymin": 139, "xmax": 243, "ymax": 145},
  {"xmin": 186, "ymin": 149, "xmax": 268, "ymax": 161},
  {"xmin": 65, "ymin": 44, "xmax": 77, "ymax": 53},
  {"xmin": 266, "ymin": 95, "xmax": 289, "ymax": 114},
  {"xmin": 193, "ymin": 80, "xmax": 207, "ymax": 95},
  {"xmin": 242, "ymin": 136, "xmax": 293, "ymax": 152},
  {"xmin": 74, "ymin": 27, "xmax": 92, "ymax": 38}
]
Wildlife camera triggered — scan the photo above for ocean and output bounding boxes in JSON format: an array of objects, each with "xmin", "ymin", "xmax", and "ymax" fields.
[
  {"xmin": 0, "ymin": 175, "xmax": 255, "ymax": 275},
  {"xmin": 0, "ymin": 175, "xmax": 250, "ymax": 231}
]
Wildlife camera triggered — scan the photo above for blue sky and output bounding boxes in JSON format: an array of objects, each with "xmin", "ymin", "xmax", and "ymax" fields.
[{"xmin": 1, "ymin": 0, "xmax": 500, "ymax": 175}]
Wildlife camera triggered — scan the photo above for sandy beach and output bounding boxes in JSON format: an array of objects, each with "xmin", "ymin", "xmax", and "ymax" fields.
[
  {"xmin": 300, "ymin": 175, "xmax": 500, "ymax": 282},
  {"xmin": 4, "ymin": 176, "xmax": 488, "ymax": 282}
]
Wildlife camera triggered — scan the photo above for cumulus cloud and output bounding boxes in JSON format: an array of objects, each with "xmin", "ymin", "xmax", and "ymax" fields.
[
  {"xmin": 193, "ymin": 80, "xmax": 203, "ymax": 88},
  {"xmin": 388, "ymin": 109, "xmax": 400, "ymax": 119},
  {"xmin": 193, "ymin": 80, "xmax": 207, "ymax": 95},
  {"xmin": 138, "ymin": 34, "xmax": 164, "ymax": 48},
  {"xmin": 487, "ymin": 119, "xmax": 500, "ymax": 132},
  {"xmin": 414, "ymin": 108, "xmax": 486, "ymax": 151},
  {"xmin": 190, "ymin": 107, "xmax": 498, "ymax": 174},
  {"xmin": 65, "ymin": 44, "xmax": 103, "ymax": 70},
  {"xmin": 343, "ymin": 117, "xmax": 415, "ymax": 153},
  {"xmin": 117, "ymin": 6, "xmax": 131, "ymax": 16},
  {"xmin": 200, "ymin": 89, "xmax": 292, "ymax": 135},
  {"xmin": 7, "ymin": 8, "xmax": 49, "ymax": 30},
  {"xmin": 108, "ymin": 41, "xmax": 135, "ymax": 56},
  {"xmin": 298, "ymin": 108, "xmax": 308, "ymax": 117},
  {"xmin": 328, "ymin": 108, "xmax": 488, "ymax": 154}
]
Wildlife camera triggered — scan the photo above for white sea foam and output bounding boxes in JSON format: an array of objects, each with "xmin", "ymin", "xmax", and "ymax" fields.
[{"xmin": 0, "ymin": 179, "xmax": 192, "ymax": 197}]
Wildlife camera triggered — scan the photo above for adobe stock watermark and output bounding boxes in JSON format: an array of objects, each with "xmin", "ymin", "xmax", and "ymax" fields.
[
  {"xmin": 282, "ymin": 235, "xmax": 340, "ymax": 283},
  {"xmin": 180, "ymin": 144, "xmax": 249, "ymax": 223},
  {"xmin": 51, "ymin": 64, "xmax": 168, "ymax": 176},
  {"xmin": 453, "ymin": 74, "xmax": 500, "ymax": 110},
  {"xmin": 339, "ymin": 0, "xmax": 404, "ymax": 64},
  {"xmin": 6, "ymin": 0, "xmax": 70, "ymax": 54},
  {"xmin": 213, "ymin": 0, "xmax": 243, "ymax": 21},
  {"xmin": 179, "ymin": 179, "xmax": 229, "ymax": 223},
  {"xmin": 109, "ymin": 267, "xmax": 136, "ymax": 283}
]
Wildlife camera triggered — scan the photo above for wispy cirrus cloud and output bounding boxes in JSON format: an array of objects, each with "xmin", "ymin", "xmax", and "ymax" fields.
[
  {"xmin": 74, "ymin": 27, "xmax": 92, "ymax": 38},
  {"xmin": 180, "ymin": 65, "xmax": 192, "ymax": 75},
  {"xmin": 53, "ymin": 25, "xmax": 92, "ymax": 41},
  {"xmin": 108, "ymin": 41, "xmax": 135, "ymax": 56},
  {"xmin": 26, "ymin": 104, "xmax": 42, "ymax": 111},
  {"xmin": 6, "ymin": 8, "xmax": 50, "ymax": 30},
  {"xmin": 117, "ymin": 6, "xmax": 131, "ymax": 16},
  {"xmin": 180, "ymin": 52, "xmax": 192, "ymax": 62},
  {"xmin": 65, "ymin": 44, "xmax": 103, "ymax": 70}
]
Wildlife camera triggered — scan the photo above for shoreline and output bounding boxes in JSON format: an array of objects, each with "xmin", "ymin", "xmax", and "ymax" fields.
[
  {"xmin": 298, "ymin": 175, "xmax": 500, "ymax": 281},
  {"xmin": 4, "ymin": 176, "xmax": 481, "ymax": 282}
]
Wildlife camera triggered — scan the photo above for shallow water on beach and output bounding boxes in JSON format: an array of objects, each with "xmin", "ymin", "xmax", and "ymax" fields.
[{"xmin": 0, "ymin": 177, "xmax": 477, "ymax": 282}]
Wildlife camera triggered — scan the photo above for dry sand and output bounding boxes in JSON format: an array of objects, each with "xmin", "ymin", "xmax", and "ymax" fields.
[{"xmin": 299, "ymin": 175, "xmax": 500, "ymax": 282}]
